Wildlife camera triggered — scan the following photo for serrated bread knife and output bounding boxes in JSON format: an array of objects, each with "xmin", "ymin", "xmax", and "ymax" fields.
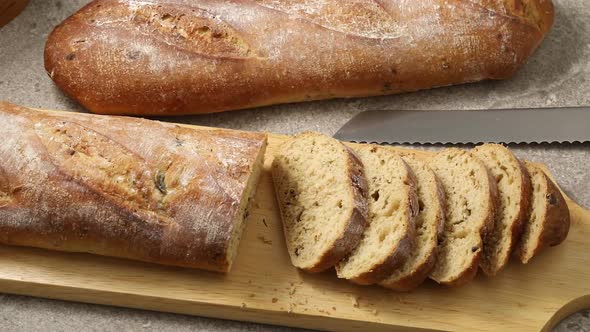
[{"xmin": 333, "ymin": 107, "xmax": 590, "ymax": 144}]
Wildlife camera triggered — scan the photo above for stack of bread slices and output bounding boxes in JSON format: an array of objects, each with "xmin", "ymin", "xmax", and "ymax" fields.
[{"xmin": 271, "ymin": 132, "xmax": 570, "ymax": 289}]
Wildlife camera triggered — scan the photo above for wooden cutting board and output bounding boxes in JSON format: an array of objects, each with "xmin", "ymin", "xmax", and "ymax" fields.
[{"xmin": 0, "ymin": 116, "xmax": 588, "ymax": 332}]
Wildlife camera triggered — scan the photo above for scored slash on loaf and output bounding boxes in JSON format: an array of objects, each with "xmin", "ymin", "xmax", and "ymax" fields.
[
  {"xmin": 44, "ymin": 0, "xmax": 554, "ymax": 115},
  {"xmin": 0, "ymin": 102, "xmax": 267, "ymax": 273},
  {"xmin": 271, "ymin": 133, "xmax": 571, "ymax": 290},
  {"xmin": 0, "ymin": 103, "xmax": 571, "ymax": 290}
]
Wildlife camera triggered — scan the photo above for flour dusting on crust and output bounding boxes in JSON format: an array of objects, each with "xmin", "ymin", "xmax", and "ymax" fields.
[{"xmin": 0, "ymin": 102, "xmax": 267, "ymax": 272}]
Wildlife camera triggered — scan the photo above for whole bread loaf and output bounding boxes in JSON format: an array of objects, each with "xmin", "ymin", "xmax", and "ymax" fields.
[
  {"xmin": 0, "ymin": 102, "xmax": 267, "ymax": 272},
  {"xmin": 44, "ymin": 0, "xmax": 554, "ymax": 115}
]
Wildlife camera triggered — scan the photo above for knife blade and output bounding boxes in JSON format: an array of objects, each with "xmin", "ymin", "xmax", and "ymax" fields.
[{"xmin": 333, "ymin": 107, "xmax": 590, "ymax": 144}]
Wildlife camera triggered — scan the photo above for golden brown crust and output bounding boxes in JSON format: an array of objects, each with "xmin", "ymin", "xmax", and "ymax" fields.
[
  {"xmin": 481, "ymin": 162, "xmax": 529, "ymax": 275},
  {"xmin": 383, "ymin": 249, "xmax": 436, "ymax": 291},
  {"xmin": 304, "ymin": 145, "xmax": 369, "ymax": 273},
  {"xmin": 44, "ymin": 0, "xmax": 554, "ymax": 115},
  {"xmin": 484, "ymin": 167, "xmax": 500, "ymax": 238},
  {"xmin": 428, "ymin": 148, "xmax": 497, "ymax": 287},
  {"xmin": 516, "ymin": 163, "xmax": 570, "ymax": 263},
  {"xmin": 0, "ymin": 102, "xmax": 267, "ymax": 272},
  {"xmin": 441, "ymin": 258, "xmax": 480, "ymax": 288},
  {"xmin": 381, "ymin": 160, "xmax": 445, "ymax": 292},
  {"xmin": 538, "ymin": 174, "xmax": 570, "ymax": 247},
  {"xmin": 509, "ymin": 158, "xmax": 532, "ymax": 251},
  {"xmin": 349, "ymin": 163, "xmax": 418, "ymax": 285},
  {"xmin": 440, "ymin": 158, "xmax": 497, "ymax": 287},
  {"xmin": 491, "ymin": 157, "xmax": 531, "ymax": 270},
  {"xmin": 474, "ymin": 144, "xmax": 531, "ymax": 276}
]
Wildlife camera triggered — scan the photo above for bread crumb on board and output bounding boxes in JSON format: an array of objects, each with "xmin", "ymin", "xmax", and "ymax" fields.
[
  {"xmin": 350, "ymin": 295, "xmax": 360, "ymax": 308},
  {"xmin": 272, "ymin": 298, "xmax": 278, "ymax": 303},
  {"xmin": 257, "ymin": 235, "xmax": 272, "ymax": 245}
]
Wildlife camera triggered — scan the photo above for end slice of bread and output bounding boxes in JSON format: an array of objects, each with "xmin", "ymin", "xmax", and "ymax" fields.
[
  {"xmin": 515, "ymin": 162, "xmax": 570, "ymax": 264},
  {"xmin": 428, "ymin": 148, "xmax": 497, "ymax": 287},
  {"xmin": 379, "ymin": 154, "xmax": 445, "ymax": 291},
  {"xmin": 271, "ymin": 132, "xmax": 369, "ymax": 272},
  {"xmin": 472, "ymin": 144, "xmax": 531, "ymax": 276},
  {"xmin": 336, "ymin": 145, "xmax": 418, "ymax": 285}
]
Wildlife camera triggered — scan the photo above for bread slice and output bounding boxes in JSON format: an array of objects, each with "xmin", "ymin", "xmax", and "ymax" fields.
[
  {"xmin": 428, "ymin": 148, "xmax": 497, "ymax": 286},
  {"xmin": 271, "ymin": 132, "xmax": 369, "ymax": 272},
  {"xmin": 335, "ymin": 146, "xmax": 418, "ymax": 285},
  {"xmin": 515, "ymin": 162, "xmax": 570, "ymax": 264},
  {"xmin": 472, "ymin": 144, "xmax": 531, "ymax": 276},
  {"xmin": 380, "ymin": 154, "xmax": 445, "ymax": 291}
]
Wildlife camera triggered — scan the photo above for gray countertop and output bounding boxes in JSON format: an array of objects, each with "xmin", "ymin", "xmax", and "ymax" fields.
[{"xmin": 0, "ymin": 0, "xmax": 589, "ymax": 331}]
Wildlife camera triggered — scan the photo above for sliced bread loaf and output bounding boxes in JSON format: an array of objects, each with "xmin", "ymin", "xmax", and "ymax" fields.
[
  {"xmin": 380, "ymin": 154, "xmax": 445, "ymax": 291},
  {"xmin": 336, "ymin": 146, "xmax": 418, "ymax": 285},
  {"xmin": 472, "ymin": 144, "xmax": 531, "ymax": 276},
  {"xmin": 428, "ymin": 148, "xmax": 498, "ymax": 286},
  {"xmin": 271, "ymin": 132, "xmax": 369, "ymax": 272},
  {"xmin": 515, "ymin": 162, "xmax": 570, "ymax": 264}
]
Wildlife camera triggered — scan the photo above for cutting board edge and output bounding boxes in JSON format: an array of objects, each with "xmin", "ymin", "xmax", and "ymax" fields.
[
  {"xmin": 0, "ymin": 103, "xmax": 586, "ymax": 332},
  {"xmin": 0, "ymin": 275, "xmax": 444, "ymax": 332},
  {"xmin": 543, "ymin": 295, "xmax": 590, "ymax": 332}
]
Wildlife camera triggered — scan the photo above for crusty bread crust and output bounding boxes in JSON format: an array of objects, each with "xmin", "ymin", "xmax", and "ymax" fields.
[
  {"xmin": 380, "ymin": 155, "xmax": 445, "ymax": 291},
  {"xmin": 506, "ymin": 158, "xmax": 532, "ymax": 261},
  {"xmin": 350, "ymin": 227, "xmax": 414, "ymax": 284},
  {"xmin": 0, "ymin": 102, "xmax": 267, "ymax": 272},
  {"xmin": 473, "ymin": 144, "xmax": 532, "ymax": 276},
  {"xmin": 271, "ymin": 135, "xmax": 369, "ymax": 273},
  {"xmin": 444, "ymin": 167, "xmax": 498, "ymax": 287},
  {"xmin": 515, "ymin": 163, "xmax": 570, "ymax": 263},
  {"xmin": 343, "ymin": 152, "xmax": 418, "ymax": 285},
  {"xmin": 429, "ymin": 148, "xmax": 498, "ymax": 287},
  {"xmin": 44, "ymin": 0, "xmax": 554, "ymax": 115},
  {"xmin": 538, "ymin": 172, "xmax": 570, "ymax": 247},
  {"xmin": 304, "ymin": 145, "xmax": 369, "ymax": 273}
]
